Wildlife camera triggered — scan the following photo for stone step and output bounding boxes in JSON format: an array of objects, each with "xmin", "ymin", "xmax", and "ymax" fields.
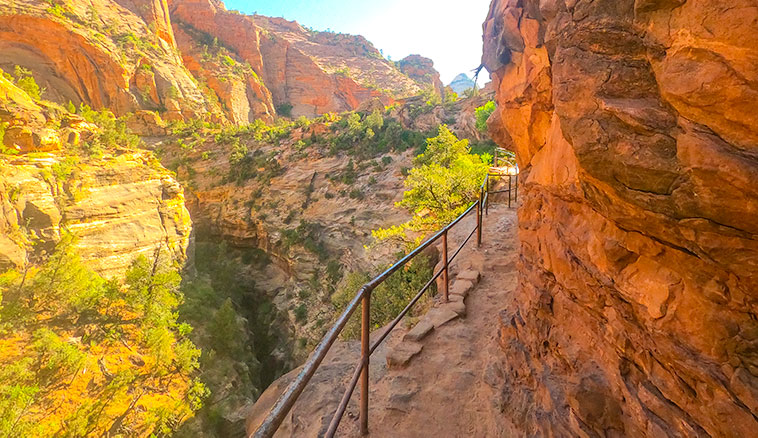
[
  {"xmin": 386, "ymin": 341, "xmax": 423, "ymax": 369},
  {"xmin": 403, "ymin": 319, "xmax": 435, "ymax": 342},
  {"xmin": 449, "ymin": 293, "xmax": 465, "ymax": 303},
  {"xmin": 450, "ymin": 279, "xmax": 474, "ymax": 298},
  {"xmin": 427, "ymin": 307, "xmax": 460, "ymax": 328},
  {"xmin": 441, "ymin": 300, "xmax": 466, "ymax": 317},
  {"xmin": 457, "ymin": 269, "xmax": 481, "ymax": 285}
]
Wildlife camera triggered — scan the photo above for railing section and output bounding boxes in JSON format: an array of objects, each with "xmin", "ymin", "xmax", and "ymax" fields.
[{"xmin": 252, "ymin": 170, "xmax": 518, "ymax": 438}]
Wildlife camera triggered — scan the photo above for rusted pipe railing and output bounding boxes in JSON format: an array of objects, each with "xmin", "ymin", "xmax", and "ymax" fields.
[
  {"xmin": 252, "ymin": 173, "xmax": 496, "ymax": 438},
  {"xmin": 360, "ymin": 289, "xmax": 370, "ymax": 435},
  {"xmin": 442, "ymin": 230, "xmax": 449, "ymax": 302}
]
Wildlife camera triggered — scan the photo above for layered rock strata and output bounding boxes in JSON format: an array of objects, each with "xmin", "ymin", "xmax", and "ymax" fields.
[{"xmin": 483, "ymin": 0, "xmax": 758, "ymax": 435}]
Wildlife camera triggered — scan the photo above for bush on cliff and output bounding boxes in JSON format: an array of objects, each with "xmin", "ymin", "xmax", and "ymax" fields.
[
  {"xmin": 77, "ymin": 104, "xmax": 142, "ymax": 155},
  {"xmin": 12, "ymin": 66, "xmax": 43, "ymax": 100},
  {"xmin": 372, "ymin": 125, "xmax": 490, "ymax": 246},
  {"xmin": 331, "ymin": 255, "xmax": 433, "ymax": 340},
  {"xmin": 475, "ymin": 100, "xmax": 496, "ymax": 133},
  {"xmin": 0, "ymin": 236, "xmax": 205, "ymax": 437}
]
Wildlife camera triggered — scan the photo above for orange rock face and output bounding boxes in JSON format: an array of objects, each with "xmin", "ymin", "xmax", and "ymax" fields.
[
  {"xmin": 168, "ymin": 0, "xmax": 418, "ymax": 117},
  {"xmin": 0, "ymin": 0, "xmax": 208, "ymax": 118},
  {"xmin": 483, "ymin": 0, "xmax": 758, "ymax": 435},
  {"xmin": 397, "ymin": 55, "xmax": 444, "ymax": 97},
  {"xmin": 0, "ymin": 0, "xmax": 434, "ymax": 125}
]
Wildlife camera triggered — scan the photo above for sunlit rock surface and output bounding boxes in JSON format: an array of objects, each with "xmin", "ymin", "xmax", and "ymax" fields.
[{"xmin": 483, "ymin": 0, "xmax": 758, "ymax": 435}]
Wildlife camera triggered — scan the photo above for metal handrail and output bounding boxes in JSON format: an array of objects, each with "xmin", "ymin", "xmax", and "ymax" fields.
[{"xmin": 251, "ymin": 170, "xmax": 516, "ymax": 438}]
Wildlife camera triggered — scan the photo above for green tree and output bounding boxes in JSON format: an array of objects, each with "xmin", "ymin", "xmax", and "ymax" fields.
[
  {"xmin": 13, "ymin": 66, "xmax": 43, "ymax": 100},
  {"xmin": 0, "ymin": 239, "xmax": 204, "ymax": 436},
  {"xmin": 414, "ymin": 124, "xmax": 470, "ymax": 167},
  {"xmin": 475, "ymin": 100, "xmax": 496, "ymax": 133},
  {"xmin": 124, "ymin": 251, "xmax": 182, "ymax": 329},
  {"xmin": 26, "ymin": 233, "xmax": 106, "ymax": 316},
  {"xmin": 364, "ymin": 109, "xmax": 384, "ymax": 132},
  {"xmin": 208, "ymin": 298, "xmax": 245, "ymax": 357},
  {"xmin": 0, "ymin": 358, "xmax": 39, "ymax": 437},
  {"xmin": 372, "ymin": 125, "xmax": 489, "ymax": 245}
]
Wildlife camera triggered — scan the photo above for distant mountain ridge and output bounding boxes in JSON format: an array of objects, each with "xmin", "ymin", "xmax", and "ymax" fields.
[{"xmin": 448, "ymin": 73, "xmax": 476, "ymax": 94}]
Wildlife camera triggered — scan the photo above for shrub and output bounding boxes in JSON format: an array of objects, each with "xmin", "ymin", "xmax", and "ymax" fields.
[
  {"xmin": 276, "ymin": 103, "xmax": 293, "ymax": 118},
  {"xmin": 332, "ymin": 256, "xmax": 433, "ymax": 340},
  {"xmin": 51, "ymin": 156, "xmax": 78, "ymax": 181},
  {"xmin": 348, "ymin": 188, "xmax": 363, "ymax": 199},
  {"xmin": 475, "ymin": 100, "xmax": 496, "ymax": 133},
  {"xmin": 221, "ymin": 55, "xmax": 236, "ymax": 67},
  {"xmin": 0, "ymin": 122, "xmax": 8, "ymax": 153},
  {"xmin": 13, "ymin": 66, "xmax": 43, "ymax": 100},
  {"xmin": 293, "ymin": 304, "xmax": 308, "ymax": 323},
  {"xmin": 77, "ymin": 104, "xmax": 141, "ymax": 155}
]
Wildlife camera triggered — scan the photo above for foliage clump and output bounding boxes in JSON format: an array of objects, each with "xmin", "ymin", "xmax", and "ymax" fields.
[
  {"xmin": 372, "ymin": 125, "xmax": 490, "ymax": 246},
  {"xmin": 10, "ymin": 66, "xmax": 43, "ymax": 100},
  {"xmin": 76, "ymin": 104, "xmax": 142, "ymax": 156},
  {"xmin": 0, "ymin": 235, "xmax": 205, "ymax": 437},
  {"xmin": 331, "ymin": 255, "xmax": 433, "ymax": 340},
  {"xmin": 475, "ymin": 100, "xmax": 496, "ymax": 133}
]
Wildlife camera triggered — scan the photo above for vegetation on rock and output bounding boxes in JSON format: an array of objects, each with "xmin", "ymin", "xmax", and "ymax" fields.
[
  {"xmin": 372, "ymin": 125, "xmax": 490, "ymax": 245},
  {"xmin": 0, "ymin": 236, "xmax": 205, "ymax": 437},
  {"xmin": 474, "ymin": 100, "xmax": 495, "ymax": 133}
]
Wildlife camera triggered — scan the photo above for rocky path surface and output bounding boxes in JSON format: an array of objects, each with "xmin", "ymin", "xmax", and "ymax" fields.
[
  {"xmin": 338, "ymin": 203, "xmax": 520, "ymax": 437},
  {"xmin": 247, "ymin": 203, "xmax": 519, "ymax": 437}
]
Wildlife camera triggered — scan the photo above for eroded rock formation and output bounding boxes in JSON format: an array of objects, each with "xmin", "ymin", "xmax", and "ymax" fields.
[
  {"xmin": 483, "ymin": 0, "xmax": 758, "ymax": 435},
  {"xmin": 0, "ymin": 0, "xmax": 432, "ymax": 125},
  {"xmin": 397, "ymin": 55, "xmax": 444, "ymax": 97},
  {"xmin": 0, "ymin": 0, "xmax": 208, "ymax": 119},
  {"xmin": 168, "ymin": 0, "xmax": 422, "ymax": 119},
  {"xmin": 0, "ymin": 73, "xmax": 191, "ymax": 277}
]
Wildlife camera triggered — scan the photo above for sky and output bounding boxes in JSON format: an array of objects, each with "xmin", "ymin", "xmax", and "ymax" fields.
[{"xmin": 224, "ymin": 0, "xmax": 493, "ymax": 86}]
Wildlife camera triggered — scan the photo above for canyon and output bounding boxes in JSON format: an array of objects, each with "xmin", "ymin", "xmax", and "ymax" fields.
[
  {"xmin": 2, "ymin": 0, "xmax": 756, "ymax": 437},
  {"xmin": 483, "ymin": 0, "xmax": 758, "ymax": 436},
  {"xmin": 0, "ymin": 1, "xmax": 495, "ymax": 436}
]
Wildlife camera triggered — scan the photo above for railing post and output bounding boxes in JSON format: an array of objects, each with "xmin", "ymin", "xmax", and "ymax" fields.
[
  {"xmin": 508, "ymin": 175, "xmax": 512, "ymax": 208},
  {"xmin": 360, "ymin": 290, "xmax": 370, "ymax": 435},
  {"xmin": 442, "ymin": 230, "xmax": 449, "ymax": 302},
  {"xmin": 486, "ymin": 176, "xmax": 490, "ymax": 216},
  {"xmin": 515, "ymin": 174, "xmax": 518, "ymax": 203},
  {"xmin": 477, "ymin": 199, "xmax": 482, "ymax": 247}
]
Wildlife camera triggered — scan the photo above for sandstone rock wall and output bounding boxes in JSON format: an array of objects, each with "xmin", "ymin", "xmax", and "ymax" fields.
[
  {"xmin": 397, "ymin": 55, "xmax": 444, "ymax": 97},
  {"xmin": 0, "ymin": 0, "xmax": 208, "ymax": 118},
  {"xmin": 483, "ymin": 0, "xmax": 758, "ymax": 435},
  {"xmin": 0, "ymin": 153, "xmax": 192, "ymax": 278},
  {"xmin": 168, "ymin": 0, "xmax": 420, "ymax": 118}
]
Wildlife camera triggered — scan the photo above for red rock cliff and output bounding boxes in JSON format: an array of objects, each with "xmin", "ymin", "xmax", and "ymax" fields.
[
  {"xmin": 483, "ymin": 0, "xmax": 758, "ymax": 435},
  {"xmin": 397, "ymin": 54, "xmax": 444, "ymax": 97},
  {"xmin": 168, "ymin": 0, "xmax": 423, "ymax": 118}
]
